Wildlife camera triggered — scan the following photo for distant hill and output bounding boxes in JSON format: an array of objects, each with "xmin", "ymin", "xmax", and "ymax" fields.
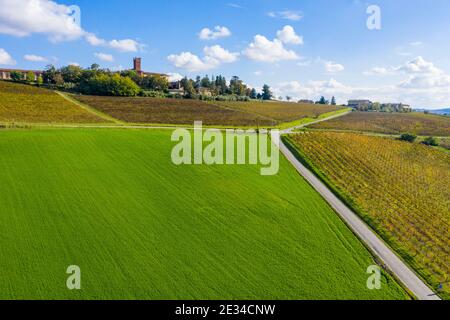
[{"xmin": 415, "ymin": 108, "xmax": 450, "ymax": 115}]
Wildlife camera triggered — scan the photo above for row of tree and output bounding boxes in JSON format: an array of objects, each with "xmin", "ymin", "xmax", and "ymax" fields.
[
  {"xmin": 315, "ymin": 96, "xmax": 337, "ymax": 105},
  {"xmin": 180, "ymin": 75, "xmax": 273, "ymax": 100},
  {"xmin": 9, "ymin": 64, "xmax": 274, "ymax": 100}
]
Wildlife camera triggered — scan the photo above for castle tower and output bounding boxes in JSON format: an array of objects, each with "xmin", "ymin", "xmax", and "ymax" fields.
[{"xmin": 133, "ymin": 57, "xmax": 142, "ymax": 73}]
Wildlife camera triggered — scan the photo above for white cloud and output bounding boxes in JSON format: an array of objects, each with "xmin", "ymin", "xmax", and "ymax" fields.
[
  {"xmin": 0, "ymin": 0, "xmax": 144, "ymax": 51},
  {"xmin": 168, "ymin": 45, "xmax": 239, "ymax": 72},
  {"xmin": 24, "ymin": 54, "xmax": 48, "ymax": 62},
  {"xmin": 85, "ymin": 33, "xmax": 106, "ymax": 46},
  {"xmin": 0, "ymin": 48, "xmax": 16, "ymax": 65},
  {"xmin": 94, "ymin": 53, "xmax": 114, "ymax": 62},
  {"xmin": 410, "ymin": 41, "xmax": 423, "ymax": 46},
  {"xmin": 199, "ymin": 26, "xmax": 231, "ymax": 40},
  {"xmin": 203, "ymin": 45, "xmax": 239, "ymax": 63},
  {"xmin": 0, "ymin": 0, "xmax": 84, "ymax": 41},
  {"xmin": 227, "ymin": 3, "xmax": 243, "ymax": 9},
  {"xmin": 254, "ymin": 71, "xmax": 263, "ymax": 76},
  {"xmin": 243, "ymin": 35, "xmax": 299, "ymax": 62},
  {"xmin": 268, "ymin": 10, "xmax": 303, "ymax": 21},
  {"xmin": 324, "ymin": 60, "xmax": 345, "ymax": 73},
  {"xmin": 274, "ymin": 58, "xmax": 450, "ymax": 108},
  {"xmin": 168, "ymin": 73, "xmax": 183, "ymax": 82},
  {"xmin": 109, "ymin": 39, "xmax": 141, "ymax": 53},
  {"xmin": 396, "ymin": 56, "xmax": 450, "ymax": 89},
  {"xmin": 87, "ymin": 34, "xmax": 142, "ymax": 53},
  {"xmin": 363, "ymin": 67, "xmax": 393, "ymax": 76},
  {"xmin": 395, "ymin": 56, "xmax": 440, "ymax": 74},
  {"xmin": 68, "ymin": 62, "xmax": 79, "ymax": 66},
  {"xmin": 276, "ymin": 25, "xmax": 303, "ymax": 45}
]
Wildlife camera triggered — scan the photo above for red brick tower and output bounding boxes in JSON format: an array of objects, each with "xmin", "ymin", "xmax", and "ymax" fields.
[{"xmin": 133, "ymin": 57, "xmax": 142, "ymax": 74}]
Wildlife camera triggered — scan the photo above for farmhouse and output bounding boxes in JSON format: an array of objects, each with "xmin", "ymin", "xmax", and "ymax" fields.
[
  {"xmin": 0, "ymin": 69, "xmax": 43, "ymax": 81},
  {"xmin": 348, "ymin": 99, "xmax": 412, "ymax": 112},
  {"xmin": 348, "ymin": 100, "xmax": 372, "ymax": 109}
]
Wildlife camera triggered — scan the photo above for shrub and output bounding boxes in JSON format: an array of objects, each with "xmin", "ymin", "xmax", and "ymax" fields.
[
  {"xmin": 139, "ymin": 90, "xmax": 167, "ymax": 98},
  {"xmin": 422, "ymin": 137, "xmax": 439, "ymax": 147},
  {"xmin": 79, "ymin": 73, "xmax": 140, "ymax": 96},
  {"xmin": 399, "ymin": 133, "xmax": 417, "ymax": 143},
  {"xmin": 10, "ymin": 71, "xmax": 23, "ymax": 82}
]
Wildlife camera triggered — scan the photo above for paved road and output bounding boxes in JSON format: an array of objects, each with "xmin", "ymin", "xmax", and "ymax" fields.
[
  {"xmin": 281, "ymin": 110, "xmax": 351, "ymax": 134},
  {"xmin": 278, "ymin": 138, "xmax": 440, "ymax": 300}
]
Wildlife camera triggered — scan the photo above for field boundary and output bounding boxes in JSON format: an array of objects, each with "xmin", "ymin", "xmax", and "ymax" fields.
[
  {"xmin": 56, "ymin": 92, "xmax": 124, "ymax": 125},
  {"xmin": 279, "ymin": 135, "xmax": 441, "ymax": 300}
]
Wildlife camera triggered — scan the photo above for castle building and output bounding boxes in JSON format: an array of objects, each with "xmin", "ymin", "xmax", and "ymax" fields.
[{"xmin": 132, "ymin": 57, "xmax": 168, "ymax": 79}]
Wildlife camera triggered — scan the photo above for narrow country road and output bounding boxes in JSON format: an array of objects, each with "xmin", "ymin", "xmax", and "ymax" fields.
[{"xmin": 278, "ymin": 138, "xmax": 440, "ymax": 300}]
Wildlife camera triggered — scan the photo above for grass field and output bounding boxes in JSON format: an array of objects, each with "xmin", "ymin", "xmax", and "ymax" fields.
[
  {"xmin": 284, "ymin": 132, "xmax": 450, "ymax": 298},
  {"xmin": 309, "ymin": 112, "xmax": 450, "ymax": 136},
  {"xmin": 0, "ymin": 128, "xmax": 407, "ymax": 299},
  {"xmin": 73, "ymin": 95, "xmax": 345, "ymax": 128},
  {"xmin": 0, "ymin": 81, "xmax": 107, "ymax": 124}
]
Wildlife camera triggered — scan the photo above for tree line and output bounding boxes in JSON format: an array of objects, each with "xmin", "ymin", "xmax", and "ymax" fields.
[{"xmin": 8, "ymin": 64, "xmax": 274, "ymax": 100}]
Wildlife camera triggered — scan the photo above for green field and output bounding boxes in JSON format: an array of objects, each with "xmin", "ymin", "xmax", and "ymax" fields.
[
  {"xmin": 0, "ymin": 81, "xmax": 108, "ymax": 124},
  {"xmin": 0, "ymin": 128, "xmax": 407, "ymax": 299}
]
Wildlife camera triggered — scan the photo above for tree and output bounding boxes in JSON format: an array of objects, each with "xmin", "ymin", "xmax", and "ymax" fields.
[
  {"xmin": 250, "ymin": 88, "xmax": 257, "ymax": 99},
  {"xmin": 422, "ymin": 137, "xmax": 439, "ymax": 147},
  {"xmin": 80, "ymin": 73, "xmax": 140, "ymax": 96},
  {"xmin": 181, "ymin": 77, "xmax": 196, "ymax": 98},
  {"xmin": 331, "ymin": 96, "xmax": 336, "ymax": 105},
  {"xmin": 229, "ymin": 76, "xmax": 246, "ymax": 95},
  {"xmin": 286, "ymin": 96, "xmax": 292, "ymax": 102},
  {"xmin": 60, "ymin": 65, "xmax": 83, "ymax": 83},
  {"xmin": 399, "ymin": 133, "xmax": 417, "ymax": 143},
  {"xmin": 26, "ymin": 71, "xmax": 35, "ymax": 84},
  {"xmin": 262, "ymin": 84, "xmax": 272, "ymax": 100},
  {"xmin": 90, "ymin": 63, "xmax": 100, "ymax": 71},
  {"xmin": 317, "ymin": 96, "xmax": 329, "ymax": 105},
  {"xmin": 37, "ymin": 75, "xmax": 44, "ymax": 86},
  {"xmin": 141, "ymin": 74, "xmax": 169, "ymax": 91},
  {"xmin": 42, "ymin": 64, "xmax": 56, "ymax": 84},
  {"xmin": 10, "ymin": 71, "xmax": 23, "ymax": 82},
  {"xmin": 200, "ymin": 75, "xmax": 211, "ymax": 88},
  {"xmin": 53, "ymin": 73, "xmax": 65, "ymax": 87}
]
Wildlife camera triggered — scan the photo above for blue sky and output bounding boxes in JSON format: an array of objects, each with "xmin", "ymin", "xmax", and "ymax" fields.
[{"xmin": 0, "ymin": 0, "xmax": 450, "ymax": 108}]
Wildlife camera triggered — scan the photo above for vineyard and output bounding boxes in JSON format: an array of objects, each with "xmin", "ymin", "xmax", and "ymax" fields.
[
  {"xmin": 309, "ymin": 112, "xmax": 450, "ymax": 136},
  {"xmin": 0, "ymin": 81, "xmax": 106, "ymax": 124},
  {"xmin": 74, "ymin": 95, "xmax": 346, "ymax": 128},
  {"xmin": 211, "ymin": 100, "xmax": 344, "ymax": 123},
  {"xmin": 74, "ymin": 95, "xmax": 273, "ymax": 127},
  {"xmin": 285, "ymin": 132, "xmax": 450, "ymax": 298}
]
